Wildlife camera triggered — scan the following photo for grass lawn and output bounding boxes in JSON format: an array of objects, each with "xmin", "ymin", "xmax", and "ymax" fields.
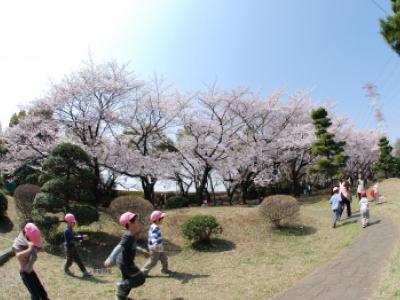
[
  {"xmin": 371, "ymin": 178, "xmax": 400, "ymax": 300},
  {"xmin": 0, "ymin": 194, "xmax": 361, "ymax": 300}
]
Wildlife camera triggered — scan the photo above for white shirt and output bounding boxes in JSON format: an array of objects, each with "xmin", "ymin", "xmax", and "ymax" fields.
[{"xmin": 359, "ymin": 197, "xmax": 369, "ymax": 211}]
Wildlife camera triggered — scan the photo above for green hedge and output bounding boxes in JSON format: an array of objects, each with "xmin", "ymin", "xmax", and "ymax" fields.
[
  {"xmin": 165, "ymin": 196, "xmax": 189, "ymax": 209},
  {"xmin": 181, "ymin": 215, "xmax": 222, "ymax": 244}
]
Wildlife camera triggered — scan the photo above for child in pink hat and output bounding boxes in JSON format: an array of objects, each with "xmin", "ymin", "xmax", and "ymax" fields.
[
  {"xmin": 104, "ymin": 212, "xmax": 150, "ymax": 300},
  {"xmin": 13, "ymin": 223, "xmax": 49, "ymax": 299},
  {"xmin": 141, "ymin": 210, "xmax": 171, "ymax": 277},
  {"xmin": 63, "ymin": 213, "xmax": 91, "ymax": 277}
]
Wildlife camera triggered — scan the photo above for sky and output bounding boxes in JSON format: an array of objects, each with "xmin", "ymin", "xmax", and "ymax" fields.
[{"xmin": 1, "ymin": 0, "xmax": 400, "ymax": 140}]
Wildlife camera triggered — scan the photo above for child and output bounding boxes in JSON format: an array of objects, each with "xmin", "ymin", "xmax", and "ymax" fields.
[
  {"xmin": 64, "ymin": 213, "xmax": 91, "ymax": 276},
  {"xmin": 141, "ymin": 210, "xmax": 171, "ymax": 277},
  {"xmin": 13, "ymin": 223, "xmax": 49, "ymax": 300},
  {"xmin": 104, "ymin": 212, "xmax": 149, "ymax": 300},
  {"xmin": 330, "ymin": 187, "xmax": 342, "ymax": 228},
  {"xmin": 371, "ymin": 179, "xmax": 382, "ymax": 204},
  {"xmin": 359, "ymin": 191, "xmax": 370, "ymax": 228}
]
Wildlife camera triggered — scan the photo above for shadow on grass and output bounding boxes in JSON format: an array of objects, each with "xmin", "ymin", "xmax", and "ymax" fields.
[
  {"xmin": 340, "ymin": 219, "xmax": 358, "ymax": 226},
  {"xmin": 275, "ymin": 225, "xmax": 317, "ymax": 237},
  {"xmin": 368, "ymin": 219, "xmax": 381, "ymax": 227},
  {"xmin": 191, "ymin": 238, "xmax": 235, "ymax": 252},
  {"xmin": 63, "ymin": 271, "xmax": 108, "ymax": 283},
  {"xmin": 0, "ymin": 216, "xmax": 13, "ymax": 233},
  {"xmin": 150, "ymin": 271, "xmax": 210, "ymax": 284}
]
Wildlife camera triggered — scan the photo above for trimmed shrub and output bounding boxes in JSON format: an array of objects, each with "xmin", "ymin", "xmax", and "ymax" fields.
[
  {"xmin": 14, "ymin": 184, "xmax": 41, "ymax": 223},
  {"xmin": 33, "ymin": 193, "xmax": 66, "ymax": 212},
  {"xmin": 41, "ymin": 178, "xmax": 72, "ymax": 196},
  {"xmin": 0, "ymin": 192, "xmax": 8, "ymax": 218},
  {"xmin": 181, "ymin": 215, "xmax": 222, "ymax": 244},
  {"xmin": 109, "ymin": 196, "xmax": 153, "ymax": 240},
  {"xmin": 69, "ymin": 204, "xmax": 99, "ymax": 225},
  {"xmin": 165, "ymin": 196, "xmax": 189, "ymax": 209},
  {"xmin": 259, "ymin": 195, "xmax": 299, "ymax": 228}
]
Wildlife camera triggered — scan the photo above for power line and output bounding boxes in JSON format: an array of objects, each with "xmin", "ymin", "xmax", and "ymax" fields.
[{"xmin": 370, "ymin": 0, "xmax": 389, "ymax": 15}]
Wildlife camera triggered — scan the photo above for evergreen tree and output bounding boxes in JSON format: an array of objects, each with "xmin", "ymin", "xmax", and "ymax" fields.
[
  {"xmin": 380, "ymin": 0, "xmax": 400, "ymax": 56},
  {"xmin": 32, "ymin": 143, "xmax": 97, "ymax": 243},
  {"xmin": 375, "ymin": 136, "xmax": 396, "ymax": 178},
  {"xmin": 309, "ymin": 107, "xmax": 348, "ymax": 185}
]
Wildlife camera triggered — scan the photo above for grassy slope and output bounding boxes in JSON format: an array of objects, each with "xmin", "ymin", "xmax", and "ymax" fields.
[
  {"xmin": 0, "ymin": 195, "xmax": 360, "ymax": 300},
  {"xmin": 372, "ymin": 178, "xmax": 400, "ymax": 299}
]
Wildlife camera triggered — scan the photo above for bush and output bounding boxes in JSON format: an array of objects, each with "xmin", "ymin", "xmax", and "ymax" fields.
[
  {"xmin": 165, "ymin": 196, "xmax": 189, "ymax": 209},
  {"xmin": 69, "ymin": 204, "xmax": 99, "ymax": 225},
  {"xmin": 181, "ymin": 215, "xmax": 222, "ymax": 244},
  {"xmin": 14, "ymin": 184, "xmax": 41, "ymax": 223},
  {"xmin": 41, "ymin": 178, "xmax": 72, "ymax": 196},
  {"xmin": 33, "ymin": 193, "xmax": 66, "ymax": 212},
  {"xmin": 109, "ymin": 196, "xmax": 153, "ymax": 240},
  {"xmin": 0, "ymin": 192, "xmax": 8, "ymax": 218},
  {"xmin": 259, "ymin": 195, "xmax": 299, "ymax": 228}
]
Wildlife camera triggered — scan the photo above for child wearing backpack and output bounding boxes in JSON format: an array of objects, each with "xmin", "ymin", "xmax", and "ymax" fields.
[
  {"xmin": 13, "ymin": 223, "xmax": 49, "ymax": 300},
  {"xmin": 63, "ymin": 213, "xmax": 91, "ymax": 277},
  {"xmin": 104, "ymin": 212, "xmax": 150, "ymax": 300},
  {"xmin": 359, "ymin": 191, "xmax": 370, "ymax": 228},
  {"xmin": 141, "ymin": 210, "xmax": 171, "ymax": 277}
]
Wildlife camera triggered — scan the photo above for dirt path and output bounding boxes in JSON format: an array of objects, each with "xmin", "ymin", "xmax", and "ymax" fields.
[{"xmin": 270, "ymin": 214, "xmax": 399, "ymax": 300}]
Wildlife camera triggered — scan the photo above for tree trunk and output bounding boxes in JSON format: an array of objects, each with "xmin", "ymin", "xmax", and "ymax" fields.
[
  {"xmin": 240, "ymin": 181, "xmax": 251, "ymax": 205},
  {"xmin": 141, "ymin": 177, "xmax": 156, "ymax": 204},
  {"xmin": 195, "ymin": 167, "xmax": 211, "ymax": 205}
]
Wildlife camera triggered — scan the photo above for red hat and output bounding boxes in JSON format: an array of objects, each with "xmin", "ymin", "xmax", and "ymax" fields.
[{"xmin": 360, "ymin": 191, "xmax": 367, "ymax": 197}]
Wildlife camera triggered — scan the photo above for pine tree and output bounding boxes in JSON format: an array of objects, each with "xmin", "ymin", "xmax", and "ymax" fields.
[
  {"xmin": 375, "ymin": 137, "xmax": 396, "ymax": 179},
  {"xmin": 380, "ymin": 0, "xmax": 400, "ymax": 56},
  {"xmin": 309, "ymin": 107, "xmax": 348, "ymax": 185}
]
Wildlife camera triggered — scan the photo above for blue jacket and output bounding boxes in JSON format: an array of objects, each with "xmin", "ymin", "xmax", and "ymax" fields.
[
  {"xmin": 329, "ymin": 194, "xmax": 342, "ymax": 210},
  {"xmin": 64, "ymin": 227, "xmax": 83, "ymax": 247}
]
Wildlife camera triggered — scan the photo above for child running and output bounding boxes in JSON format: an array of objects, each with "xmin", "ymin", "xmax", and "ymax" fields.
[
  {"xmin": 141, "ymin": 210, "xmax": 171, "ymax": 277},
  {"xmin": 13, "ymin": 223, "xmax": 49, "ymax": 300},
  {"xmin": 359, "ymin": 191, "xmax": 370, "ymax": 228},
  {"xmin": 64, "ymin": 213, "xmax": 91, "ymax": 277},
  {"xmin": 104, "ymin": 212, "xmax": 149, "ymax": 300},
  {"xmin": 330, "ymin": 187, "xmax": 342, "ymax": 228}
]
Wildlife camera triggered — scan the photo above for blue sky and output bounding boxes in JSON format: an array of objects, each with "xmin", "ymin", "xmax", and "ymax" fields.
[{"xmin": 1, "ymin": 0, "xmax": 399, "ymax": 140}]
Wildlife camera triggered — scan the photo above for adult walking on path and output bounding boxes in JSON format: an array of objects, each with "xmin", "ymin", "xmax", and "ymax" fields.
[
  {"xmin": 340, "ymin": 179, "xmax": 352, "ymax": 218},
  {"xmin": 269, "ymin": 216, "xmax": 399, "ymax": 300},
  {"xmin": 357, "ymin": 174, "xmax": 367, "ymax": 200}
]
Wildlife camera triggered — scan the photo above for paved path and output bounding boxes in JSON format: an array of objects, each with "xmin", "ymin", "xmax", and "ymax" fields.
[{"xmin": 270, "ymin": 214, "xmax": 399, "ymax": 300}]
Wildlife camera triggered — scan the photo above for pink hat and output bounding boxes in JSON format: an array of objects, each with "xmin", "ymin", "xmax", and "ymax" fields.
[
  {"xmin": 119, "ymin": 212, "xmax": 137, "ymax": 226},
  {"xmin": 333, "ymin": 187, "xmax": 339, "ymax": 193},
  {"xmin": 150, "ymin": 211, "xmax": 166, "ymax": 222},
  {"xmin": 24, "ymin": 223, "xmax": 41, "ymax": 248},
  {"xmin": 65, "ymin": 213, "xmax": 77, "ymax": 224},
  {"xmin": 360, "ymin": 191, "xmax": 367, "ymax": 197}
]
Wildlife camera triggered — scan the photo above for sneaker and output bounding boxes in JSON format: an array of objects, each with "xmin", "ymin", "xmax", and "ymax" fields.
[
  {"xmin": 161, "ymin": 270, "xmax": 172, "ymax": 275},
  {"xmin": 64, "ymin": 269, "xmax": 74, "ymax": 276}
]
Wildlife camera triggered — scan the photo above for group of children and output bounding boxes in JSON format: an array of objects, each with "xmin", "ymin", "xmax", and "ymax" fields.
[
  {"xmin": 329, "ymin": 177, "xmax": 381, "ymax": 229},
  {"xmin": 12, "ymin": 209, "xmax": 170, "ymax": 300}
]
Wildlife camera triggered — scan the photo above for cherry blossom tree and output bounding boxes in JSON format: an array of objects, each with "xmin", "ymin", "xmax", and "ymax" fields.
[
  {"xmin": 42, "ymin": 58, "xmax": 143, "ymax": 194},
  {"xmin": 0, "ymin": 105, "xmax": 59, "ymax": 181},
  {"xmin": 117, "ymin": 77, "xmax": 189, "ymax": 201},
  {"xmin": 175, "ymin": 85, "xmax": 246, "ymax": 204}
]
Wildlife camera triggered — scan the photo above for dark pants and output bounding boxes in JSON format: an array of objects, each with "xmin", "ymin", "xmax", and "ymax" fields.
[
  {"xmin": 340, "ymin": 194, "xmax": 351, "ymax": 217},
  {"xmin": 64, "ymin": 244, "xmax": 86, "ymax": 273},
  {"xmin": 116, "ymin": 271, "xmax": 146, "ymax": 300},
  {"xmin": 20, "ymin": 271, "xmax": 49, "ymax": 300}
]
